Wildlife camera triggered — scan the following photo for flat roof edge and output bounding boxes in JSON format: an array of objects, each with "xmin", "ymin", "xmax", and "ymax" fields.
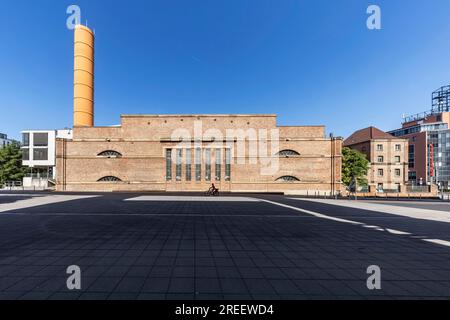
[
  {"xmin": 121, "ymin": 114, "xmax": 278, "ymax": 118},
  {"xmin": 277, "ymin": 125, "xmax": 325, "ymax": 128}
]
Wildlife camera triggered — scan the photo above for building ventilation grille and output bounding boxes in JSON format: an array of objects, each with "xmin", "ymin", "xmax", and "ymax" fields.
[
  {"xmin": 97, "ymin": 150, "xmax": 122, "ymax": 158},
  {"xmin": 97, "ymin": 176, "xmax": 122, "ymax": 182},
  {"xmin": 276, "ymin": 150, "xmax": 300, "ymax": 157},
  {"xmin": 276, "ymin": 176, "xmax": 300, "ymax": 182}
]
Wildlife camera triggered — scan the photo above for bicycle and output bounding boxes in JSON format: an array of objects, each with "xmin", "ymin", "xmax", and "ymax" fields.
[{"xmin": 205, "ymin": 188, "xmax": 220, "ymax": 196}]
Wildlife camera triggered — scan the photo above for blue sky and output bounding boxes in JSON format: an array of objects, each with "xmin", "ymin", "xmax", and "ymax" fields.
[{"xmin": 1, "ymin": 0, "xmax": 450, "ymax": 140}]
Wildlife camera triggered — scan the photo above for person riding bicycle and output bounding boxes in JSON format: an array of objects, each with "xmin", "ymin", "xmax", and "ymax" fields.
[{"xmin": 207, "ymin": 183, "xmax": 219, "ymax": 195}]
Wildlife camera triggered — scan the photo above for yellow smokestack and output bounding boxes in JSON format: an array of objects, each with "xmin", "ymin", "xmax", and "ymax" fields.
[{"xmin": 73, "ymin": 25, "xmax": 94, "ymax": 127}]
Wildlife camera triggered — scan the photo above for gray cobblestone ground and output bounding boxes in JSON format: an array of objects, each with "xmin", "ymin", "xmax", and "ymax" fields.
[{"xmin": 1, "ymin": 192, "xmax": 450, "ymax": 300}]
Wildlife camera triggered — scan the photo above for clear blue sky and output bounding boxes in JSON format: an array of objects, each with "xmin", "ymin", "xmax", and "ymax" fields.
[{"xmin": 1, "ymin": 0, "xmax": 450, "ymax": 140}]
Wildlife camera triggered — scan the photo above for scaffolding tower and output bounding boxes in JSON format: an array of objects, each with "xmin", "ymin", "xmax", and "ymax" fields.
[
  {"xmin": 432, "ymin": 85, "xmax": 450, "ymax": 113},
  {"xmin": 403, "ymin": 85, "xmax": 450, "ymax": 123}
]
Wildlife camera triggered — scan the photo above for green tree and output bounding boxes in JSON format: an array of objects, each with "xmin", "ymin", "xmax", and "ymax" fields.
[
  {"xmin": 0, "ymin": 143, "xmax": 26, "ymax": 186},
  {"xmin": 342, "ymin": 147, "xmax": 369, "ymax": 188}
]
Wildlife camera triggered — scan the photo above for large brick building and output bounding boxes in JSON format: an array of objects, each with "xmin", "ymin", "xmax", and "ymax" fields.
[
  {"xmin": 344, "ymin": 127, "xmax": 408, "ymax": 192},
  {"xmin": 56, "ymin": 114, "xmax": 342, "ymax": 194},
  {"xmin": 55, "ymin": 25, "xmax": 343, "ymax": 194}
]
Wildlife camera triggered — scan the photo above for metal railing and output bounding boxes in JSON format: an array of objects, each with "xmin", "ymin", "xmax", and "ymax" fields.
[
  {"xmin": 376, "ymin": 189, "xmax": 401, "ymax": 194},
  {"xmin": 304, "ymin": 190, "xmax": 342, "ymax": 199},
  {"xmin": 2, "ymin": 181, "xmax": 22, "ymax": 187},
  {"xmin": 0, "ymin": 181, "xmax": 22, "ymax": 190},
  {"xmin": 440, "ymin": 193, "xmax": 450, "ymax": 201},
  {"xmin": 0, "ymin": 180, "xmax": 49, "ymax": 191},
  {"xmin": 25, "ymin": 173, "xmax": 51, "ymax": 179},
  {"xmin": 405, "ymin": 185, "xmax": 430, "ymax": 193}
]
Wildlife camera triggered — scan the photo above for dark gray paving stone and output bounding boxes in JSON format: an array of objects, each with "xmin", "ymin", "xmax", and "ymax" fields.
[
  {"xmin": 141, "ymin": 278, "xmax": 171, "ymax": 293},
  {"xmin": 2, "ymin": 192, "xmax": 450, "ymax": 300},
  {"xmin": 244, "ymin": 279, "xmax": 276, "ymax": 294},
  {"xmin": 19, "ymin": 291, "xmax": 53, "ymax": 300},
  {"xmin": 169, "ymin": 278, "xmax": 195, "ymax": 293},
  {"xmin": 137, "ymin": 293, "xmax": 166, "ymax": 300},
  {"xmin": 220, "ymin": 278, "xmax": 249, "ymax": 294},
  {"xmin": 195, "ymin": 278, "xmax": 221, "ymax": 294},
  {"xmin": 126, "ymin": 266, "xmax": 151, "ymax": 277},
  {"xmin": 108, "ymin": 292, "xmax": 138, "ymax": 300},
  {"xmin": 269, "ymin": 279, "xmax": 301, "ymax": 295},
  {"xmin": 78, "ymin": 292, "xmax": 110, "ymax": 300},
  {"xmin": 49, "ymin": 292, "xmax": 82, "ymax": 300},
  {"xmin": 114, "ymin": 277, "xmax": 145, "ymax": 293},
  {"xmin": 86, "ymin": 277, "xmax": 122, "ymax": 292}
]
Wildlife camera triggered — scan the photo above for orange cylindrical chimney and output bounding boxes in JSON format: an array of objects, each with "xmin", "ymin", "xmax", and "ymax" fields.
[{"xmin": 73, "ymin": 25, "xmax": 94, "ymax": 127}]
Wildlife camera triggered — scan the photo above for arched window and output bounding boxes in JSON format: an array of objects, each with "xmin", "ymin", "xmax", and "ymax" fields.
[
  {"xmin": 276, "ymin": 176, "xmax": 300, "ymax": 182},
  {"xmin": 97, "ymin": 176, "xmax": 122, "ymax": 182},
  {"xmin": 276, "ymin": 150, "xmax": 300, "ymax": 157},
  {"xmin": 97, "ymin": 150, "xmax": 122, "ymax": 158}
]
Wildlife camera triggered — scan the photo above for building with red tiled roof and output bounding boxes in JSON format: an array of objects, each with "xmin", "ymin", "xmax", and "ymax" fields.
[{"xmin": 344, "ymin": 127, "xmax": 409, "ymax": 193}]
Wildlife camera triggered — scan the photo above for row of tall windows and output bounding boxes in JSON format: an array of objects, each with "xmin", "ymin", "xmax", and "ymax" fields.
[
  {"xmin": 376, "ymin": 144, "xmax": 402, "ymax": 152},
  {"xmin": 377, "ymin": 169, "xmax": 401, "ymax": 177},
  {"xmin": 376, "ymin": 155, "xmax": 402, "ymax": 163},
  {"xmin": 166, "ymin": 148, "xmax": 231, "ymax": 182}
]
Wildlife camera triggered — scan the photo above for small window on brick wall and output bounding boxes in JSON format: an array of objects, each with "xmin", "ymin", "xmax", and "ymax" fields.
[
  {"xmin": 277, "ymin": 150, "xmax": 300, "ymax": 157},
  {"xmin": 97, "ymin": 176, "xmax": 122, "ymax": 182},
  {"xmin": 276, "ymin": 176, "xmax": 300, "ymax": 182},
  {"xmin": 97, "ymin": 150, "xmax": 122, "ymax": 158}
]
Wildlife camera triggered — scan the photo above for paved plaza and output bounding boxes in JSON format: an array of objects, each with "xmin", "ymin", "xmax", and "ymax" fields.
[{"xmin": 0, "ymin": 192, "xmax": 450, "ymax": 300}]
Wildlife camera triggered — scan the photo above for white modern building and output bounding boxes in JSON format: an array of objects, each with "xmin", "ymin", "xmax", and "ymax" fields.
[
  {"xmin": 0, "ymin": 133, "xmax": 17, "ymax": 148},
  {"xmin": 21, "ymin": 129, "xmax": 73, "ymax": 188}
]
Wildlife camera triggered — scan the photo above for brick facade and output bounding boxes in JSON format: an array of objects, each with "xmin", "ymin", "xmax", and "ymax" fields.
[
  {"xmin": 56, "ymin": 114, "xmax": 343, "ymax": 194},
  {"xmin": 344, "ymin": 127, "xmax": 409, "ymax": 192}
]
